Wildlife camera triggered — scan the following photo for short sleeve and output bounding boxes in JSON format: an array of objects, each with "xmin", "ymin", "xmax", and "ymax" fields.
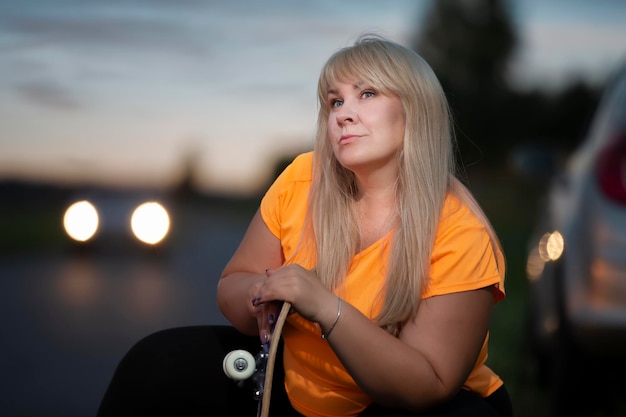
[
  {"xmin": 423, "ymin": 195, "xmax": 505, "ymax": 301},
  {"xmin": 259, "ymin": 152, "xmax": 313, "ymax": 260}
]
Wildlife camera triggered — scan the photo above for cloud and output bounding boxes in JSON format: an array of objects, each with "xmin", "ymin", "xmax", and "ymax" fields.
[
  {"xmin": 15, "ymin": 80, "xmax": 83, "ymax": 110},
  {"xmin": 0, "ymin": 0, "xmax": 439, "ymax": 192},
  {"xmin": 1, "ymin": 12, "xmax": 211, "ymax": 58}
]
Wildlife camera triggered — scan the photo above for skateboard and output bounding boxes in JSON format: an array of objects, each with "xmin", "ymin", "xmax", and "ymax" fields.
[{"xmin": 223, "ymin": 301, "xmax": 291, "ymax": 417}]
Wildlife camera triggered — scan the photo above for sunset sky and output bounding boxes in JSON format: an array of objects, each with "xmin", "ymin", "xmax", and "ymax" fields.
[{"xmin": 1, "ymin": 0, "xmax": 625, "ymax": 194}]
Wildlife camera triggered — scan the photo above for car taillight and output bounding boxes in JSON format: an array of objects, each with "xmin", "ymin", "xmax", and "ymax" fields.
[{"xmin": 596, "ymin": 131, "xmax": 626, "ymax": 205}]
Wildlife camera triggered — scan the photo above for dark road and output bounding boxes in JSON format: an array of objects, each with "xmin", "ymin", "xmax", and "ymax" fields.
[{"xmin": 0, "ymin": 199, "xmax": 252, "ymax": 416}]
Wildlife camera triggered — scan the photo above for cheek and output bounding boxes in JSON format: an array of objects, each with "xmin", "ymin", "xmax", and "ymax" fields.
[
  {"xmin": 377, "ymin": 109, "xmax": 404, "ymax": 137},
  {"xmin": 327, "ymin": 114, "xmax": 338, "ymax": 133},
  {"xmin": 394, "ymin": 115, "xmax": 406, "ymax": 137},
  {"xmin": 327, "ymin": 116, "xmax": 341, "ymax": 144},
  {"xmin": 389, "ymin": 107, "xmax": 406, "ymax": 138}
]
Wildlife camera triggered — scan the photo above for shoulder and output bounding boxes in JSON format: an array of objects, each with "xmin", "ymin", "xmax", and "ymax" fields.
[
  {"xmin": 438, "ymin": 193, "xmax": 483, "ymax": 234},
  {"xmin": 260, "ymin": 152, "xmax": 313, "ymax": 226},
  {"xmin": 259, "ymin": 152, "xmax": 314, "ymax": 247},
  {"xmin": 281, "ymin": 151, "xmax": 313, "ymax": 182},
  {"xmin": 433, "ymin": 194, "xmax": 491, "ymax": 272},
  {"xmin": 425, "ymin": 193, "xmax": 504, "ymax": 299},
  {"xmin": 263, "ymin": 151, "xmax": 313, "ymax": 197}
]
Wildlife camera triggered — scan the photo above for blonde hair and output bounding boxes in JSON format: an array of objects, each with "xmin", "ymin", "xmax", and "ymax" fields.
[{"xmin": 306, "ymin": 34, "xmax": 502, "ymax": 335}]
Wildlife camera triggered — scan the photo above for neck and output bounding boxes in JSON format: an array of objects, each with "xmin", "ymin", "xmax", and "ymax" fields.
[
  {"xmin": 353, "ymin": 179, "xmax": 398, "ymax": 250},
  {"xmin": 353, "ymin": 164, "xmax": 398, "ymax": 202}
]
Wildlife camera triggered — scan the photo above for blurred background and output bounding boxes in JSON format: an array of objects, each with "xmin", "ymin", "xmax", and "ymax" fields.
[{"xmin": 1, "ymin": 0, "xmax": 625, "ymax": 416}]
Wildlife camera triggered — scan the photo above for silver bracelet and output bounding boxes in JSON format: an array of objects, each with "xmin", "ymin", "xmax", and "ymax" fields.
[{"xmin": 321, "ymin": 297, "xmax": 342, "ymax": 340}]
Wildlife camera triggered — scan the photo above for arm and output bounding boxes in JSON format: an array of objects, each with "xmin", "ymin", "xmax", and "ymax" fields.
[
  {"xmin": 254, "ymin": 265, "xmax": 494, "ymax": 411},
  {"xmin": 324, "ymin": 287, "xmax": 494, "ymax": 411},
  {"xmin": 217, "ymin": 209, "xmax": 284, "ymax": 335}
]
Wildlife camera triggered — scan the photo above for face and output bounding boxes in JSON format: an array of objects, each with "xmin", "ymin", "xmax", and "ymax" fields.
[{"xmin": 326, "ymin": 80, "xmax": 405, "ymax": 177}]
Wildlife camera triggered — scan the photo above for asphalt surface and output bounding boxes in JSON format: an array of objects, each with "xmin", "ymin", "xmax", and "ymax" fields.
[{"xmin": 0, "ymin": 200, "xmax": 249, "ymax": 416}]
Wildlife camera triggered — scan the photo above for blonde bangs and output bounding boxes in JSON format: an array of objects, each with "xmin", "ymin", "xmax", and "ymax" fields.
[{"xmin": 317, "ymin": 40, "xmax": 402, "ymax": 111}]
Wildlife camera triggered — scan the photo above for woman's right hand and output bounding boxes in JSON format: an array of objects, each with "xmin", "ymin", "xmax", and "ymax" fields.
[
  {"xmin": 248, "ymin": 269, "xmax": 282, "ymax": 345},
  {"xmin": 250, "ymin": 264, "xmax": 339, "ymax": 336}
]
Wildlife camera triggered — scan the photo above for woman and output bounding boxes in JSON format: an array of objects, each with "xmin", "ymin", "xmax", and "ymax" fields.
[
  {"xmin": 98, "ymin": 35, "xmax": 512, "ymax": 417},
  {"xmin": 217, "ymin": 35, "xmax": 511, "ymax": 416}
]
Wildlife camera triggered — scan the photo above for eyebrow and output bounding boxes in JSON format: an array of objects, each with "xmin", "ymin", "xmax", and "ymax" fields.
[{"xmin": 327, "ymin": 80, "xmax": 365, "ymax": 96}]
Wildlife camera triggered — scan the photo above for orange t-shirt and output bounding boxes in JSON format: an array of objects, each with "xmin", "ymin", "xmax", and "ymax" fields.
[{"xmin": 260, "ymin": 152, "xmax": 505, "ymax": 417}]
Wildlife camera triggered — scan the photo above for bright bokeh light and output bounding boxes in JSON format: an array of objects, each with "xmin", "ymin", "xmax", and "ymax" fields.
[
  {"xmin": 538, "ymin": 231, "xmax": 565, "ymax": 261},
  {"xmin": 526, "ymin": 247, "xmax": 546, "ymax": 281},
  {"xmin": 130, "ymin": 202, "xmax": 170, "ymax": 245},
  {"xmin": 63, "ymin": 200, "xmax": 99, "ymax": 242},
  {"xmin": 528, "ymin": 230, "xmax": 565, "ymax": 282}
]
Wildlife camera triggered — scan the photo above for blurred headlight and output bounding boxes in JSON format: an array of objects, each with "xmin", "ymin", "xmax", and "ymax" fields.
[
  {"xmin": 527, "ymin": 230, "xmax": 565, "ymax": 282},
  {"xmin": 131, "ymin": 202, "xmax": 170, "ymax": 245},
  {"xmin": 526, "ymin": 247, "xmax": 546, "ymax": 281},
  {"xmin": 538, "ymin": 231, "xmax": 564, "ymax": 261},
  {"xmin": 64, "ymin": 200, "xmax": 99, "ymax": 242}
]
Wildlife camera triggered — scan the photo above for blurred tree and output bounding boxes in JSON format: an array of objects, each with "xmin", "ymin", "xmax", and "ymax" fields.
[
  {"xmin": 412, "ymin": 0, "xmax": 603, "ymax": 171},
  {"xmin": 542, "ymin": 81, "xmax": 602, "ymax": 150},
  {"xmin": 415, "ymin": 0, "xmax": 517, "ymax": 95},
  {"xmin": 413, "ymin": 0, "xmax": 518, "ymax": 168}
]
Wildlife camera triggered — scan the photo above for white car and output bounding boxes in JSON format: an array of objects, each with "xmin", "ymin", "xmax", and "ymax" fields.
[{"xmin": 526, "ymin": 63, "xmax": 626, "ymax": 415}]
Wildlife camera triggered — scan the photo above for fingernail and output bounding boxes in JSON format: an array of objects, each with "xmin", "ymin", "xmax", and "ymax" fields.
[
  {"xmin": 268, "ymin": 314, "xmax": 275, "ymax": 324},
  {"xmin": 260, "ymin": 333, "xmax": 269, "ymax": 344}
]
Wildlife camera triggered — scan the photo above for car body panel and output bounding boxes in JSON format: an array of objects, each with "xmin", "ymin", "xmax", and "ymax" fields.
[{"xmin": 527, "ymin": 63, "xmax": 626, "ymax": 357}]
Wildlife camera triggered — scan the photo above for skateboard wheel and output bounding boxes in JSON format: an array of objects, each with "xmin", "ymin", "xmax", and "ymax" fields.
[{"xmin": 223, "ymin": 349, "xmax": 255, "ymax": 380}]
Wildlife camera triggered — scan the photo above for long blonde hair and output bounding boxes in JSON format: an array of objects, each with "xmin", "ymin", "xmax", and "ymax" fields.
[{"xmin": 306, "ymin": 35, "xmax": 502, "ymax": 335}]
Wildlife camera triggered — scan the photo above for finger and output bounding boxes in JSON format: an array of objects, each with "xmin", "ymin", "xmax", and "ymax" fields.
[
  {"xmin": 257, "ymin": 301, "xmax": 283, "ymax": 345},
  {"xmin": 247, "ymin": 274, "xmax": 266, "ymax": 315},
  {"xmin": 266, "ymin": 301, "xmax": 280, "ymax": 327},
  {"xmin": 256, "ymin": 303, "xmax": 270, "ymax": 344}
]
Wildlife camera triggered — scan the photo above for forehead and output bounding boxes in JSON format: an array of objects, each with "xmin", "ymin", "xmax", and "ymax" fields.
[
  {"xmin": 321, "ymin": 57, "xmax": 378, "ymax": 87},
  {"xmin": 321, "ymin": 58, "xmax": 395, "ymax": 99},
  {"xmin": 326, "ymin": 80, "xmax": 366, "ymax": 94}
]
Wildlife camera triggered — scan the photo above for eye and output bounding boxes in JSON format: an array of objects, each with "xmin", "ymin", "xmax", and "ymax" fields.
[
  {"xmin": 361, "ymin": 90, "xmax": 375, "ymax": 99},
  {"xmin": 330, "ymin": 98, "xmax": 343, "ymax": 108}
]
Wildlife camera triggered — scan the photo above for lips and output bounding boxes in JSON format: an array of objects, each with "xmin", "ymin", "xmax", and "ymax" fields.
[{"xmin": 339, "ymin": 134, "xmax": 360, "ymax": 145}]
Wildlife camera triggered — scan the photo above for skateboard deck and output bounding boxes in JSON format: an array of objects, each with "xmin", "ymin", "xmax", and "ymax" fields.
[
  {"xmin": 223, "ymin": 301, "xmax": 291, "ymax": 417},
  {"xmin": 259, "ymin": 301, "xmax": 291, "ymax": 417}
]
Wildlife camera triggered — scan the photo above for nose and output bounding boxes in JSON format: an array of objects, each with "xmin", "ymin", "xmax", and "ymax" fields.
[{"xmin": 335, "ymin": 102, "xmax": 356, "ymax": 125}]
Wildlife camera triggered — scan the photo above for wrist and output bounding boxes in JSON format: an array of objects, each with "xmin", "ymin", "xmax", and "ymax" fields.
[{"xmin": 321, "ymin": 297, "xmax": 342, "ymax": 340}]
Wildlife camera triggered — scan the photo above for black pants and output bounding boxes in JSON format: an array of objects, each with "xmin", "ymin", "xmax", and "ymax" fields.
[{"xmin": 98, "ymin": 326, "xmax": 512, "ymax": 417}]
